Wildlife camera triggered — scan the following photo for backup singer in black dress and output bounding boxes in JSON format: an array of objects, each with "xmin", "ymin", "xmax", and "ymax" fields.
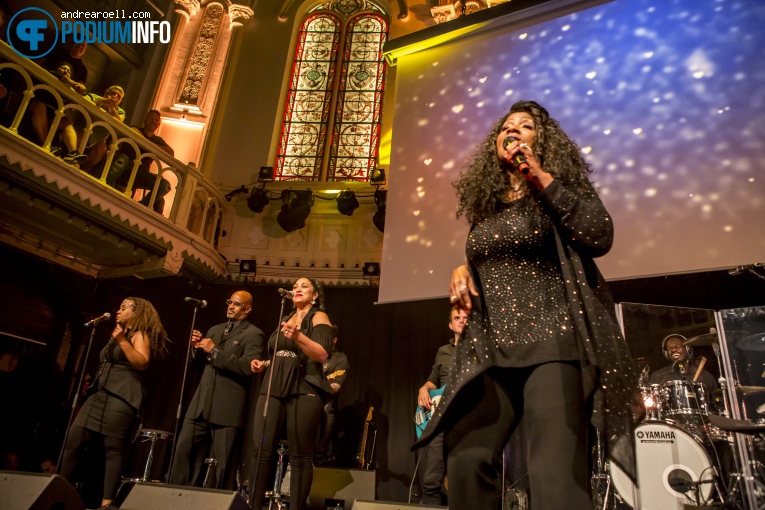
[
  {"xmin": 249, "ymin": 278, "xmax": 333, "ymax": 510},
  {"xmin": 416, "ymin": 100, "xmax": 639, "ymax": 509},
  {"xmin": 60, "ymin": 297, "xmax": 169, "ymax": 509}
]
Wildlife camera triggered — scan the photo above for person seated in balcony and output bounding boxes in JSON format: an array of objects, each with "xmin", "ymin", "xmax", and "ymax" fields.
[
  {"xmin": 80, "ymin": 85, "xmax": 126, "ymax": 174},
  {"xmin": 114, "ymin": 110, "xmax": 174, "ymax": 214},
  {"xmin": 27, "ymin": 61, "xmax": 87, "ymax": 165}
]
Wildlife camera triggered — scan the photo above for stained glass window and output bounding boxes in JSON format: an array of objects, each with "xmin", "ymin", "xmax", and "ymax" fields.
[{"xmin": 275, "ymin": 4, "xmax": 388, "ymax": 182}]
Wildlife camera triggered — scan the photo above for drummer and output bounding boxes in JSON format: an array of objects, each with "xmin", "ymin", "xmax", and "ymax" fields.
[{"xmin": 650, "ymin": 334, "xmax": 718, "ymax": 393}]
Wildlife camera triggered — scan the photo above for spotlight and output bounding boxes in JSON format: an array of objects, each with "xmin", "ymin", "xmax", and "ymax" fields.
[
  {"xmin": 373, "ymin": 189, "xmax": 386, "ymax": 233},
  {"xmin": 277, "ymin": 189, "xmax": 314, "ymax": 232},
  {"xmin": 259, "ymin": 166, "xmax": 274, "ymax": 182},
  {"xmin": 240, "ymin": 259, "xmax": 257, "ymax": 275},
  {"xmin": 370, "ymin": 168, "xmax": 386, "ymax": 185},
  {"xmin": 247, "ymin": 186, "xmax": 270, "ymax": 213},
  {"xmin": 336, "ymin": 190, "xmax": 359, "ymax": 216},
  {"xmin": 363, "ymin": 261, "xmax": 381, "ymax": 277}
]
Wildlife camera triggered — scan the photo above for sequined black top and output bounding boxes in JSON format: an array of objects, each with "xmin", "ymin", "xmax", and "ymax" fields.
[
  {"xmin": 467, "ymin": 199, "xmax": 578, "ymax": 366},
  {"xmin": 417, "ymin": 179, "xmax": 640, "ymax": 482}
]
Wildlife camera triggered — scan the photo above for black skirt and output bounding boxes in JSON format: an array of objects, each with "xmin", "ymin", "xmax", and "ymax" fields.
[{"xmin": 74, "ymin": 389, "xmax": 137, "ymax": 438}]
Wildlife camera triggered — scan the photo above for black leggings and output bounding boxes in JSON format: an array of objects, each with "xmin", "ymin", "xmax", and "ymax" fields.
[
  {"xmin": 59, "ymin": 425, "xmax": 128, "ymax": 500},
  {"xmin": 444, "ymin": 362, "xmax": 590, "ymax": 510},
  {"xmin": 249, "ymin": 393, "xmax": 325, "ymax": 510}
]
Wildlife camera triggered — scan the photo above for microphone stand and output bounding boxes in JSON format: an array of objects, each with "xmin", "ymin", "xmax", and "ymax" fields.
[
  {"xmin": 166, "ymin": 302, "xmax": 204, "ymax": 482},
  {"xmin": 251, "ymin": 296, "xmax": 289, "ymax": 509},
  {"xmin": 57, "ymin": 323, "xmax": 101, "ymax": 473}
]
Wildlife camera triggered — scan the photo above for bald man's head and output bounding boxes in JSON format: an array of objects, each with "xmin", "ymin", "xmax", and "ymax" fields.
[{"xmin": 226, "ymin": 290, "xmax": 253, "ymax": 320}]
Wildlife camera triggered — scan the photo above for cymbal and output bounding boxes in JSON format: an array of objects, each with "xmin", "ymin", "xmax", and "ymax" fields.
[
  {"xmin": 685, "ymin": 333, "xmax": 719, "ymax": 346},
  {"xmin": 737, "ymin": 333, "xmax": 765, "ymax": 352}
]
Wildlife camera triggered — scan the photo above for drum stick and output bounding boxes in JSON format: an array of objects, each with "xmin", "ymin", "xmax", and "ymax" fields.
[{"xmin": 693, "ymin": 356, "xmax": 707, "ymax": 382}]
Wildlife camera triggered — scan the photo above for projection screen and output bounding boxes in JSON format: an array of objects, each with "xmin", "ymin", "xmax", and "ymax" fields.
[{"xmin": 379, "ymin": 0, "xmax": 765, "ymax": 304}]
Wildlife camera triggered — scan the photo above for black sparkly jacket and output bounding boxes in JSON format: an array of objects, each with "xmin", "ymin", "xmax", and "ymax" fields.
[{"xmin": 415, "ymin": 178, "xmax": 640, "ymax": 482}]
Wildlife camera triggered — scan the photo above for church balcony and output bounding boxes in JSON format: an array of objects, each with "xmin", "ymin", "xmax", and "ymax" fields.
[{"xmin": 0, "ymin": 42, "xmax": 227, "ymax": 281}]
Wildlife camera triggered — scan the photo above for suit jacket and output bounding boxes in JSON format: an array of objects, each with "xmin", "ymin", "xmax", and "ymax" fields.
[{"xmin": 185, "ymin": 319, "xmax": 265, "ymax": 427}]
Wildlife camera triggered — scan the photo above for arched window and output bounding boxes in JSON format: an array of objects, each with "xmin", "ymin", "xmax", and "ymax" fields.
[{"xmin": 275, "ymin": 1, "xmax": 388, "ymax": 182}]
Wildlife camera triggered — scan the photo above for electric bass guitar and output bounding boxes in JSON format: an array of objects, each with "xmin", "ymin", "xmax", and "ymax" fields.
[
  {"xmin": 357, "ymin": 406, "xmax": 374, "ymax": 469},
  {"xmin": 413, "ymin": 386, "xmax": 445, "ymax": 439}
]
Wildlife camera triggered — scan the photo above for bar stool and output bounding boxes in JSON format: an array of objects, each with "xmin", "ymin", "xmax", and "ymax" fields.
[{"xmin": 122, "ymin": 429, "xmax": 174, "ymax": 483}]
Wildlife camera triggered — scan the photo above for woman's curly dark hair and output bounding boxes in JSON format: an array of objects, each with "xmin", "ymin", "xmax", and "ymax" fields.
[
  {"xmin": 454, "ymin": 100, "xmax": 593, "ymax": 224},
  {"xmin": 124, "ymin": 297, "xmax": 170, "ymax": 356}
]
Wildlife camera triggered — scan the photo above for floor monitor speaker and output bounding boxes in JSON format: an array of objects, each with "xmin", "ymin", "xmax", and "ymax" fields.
[
  {"xmin": 307, "ymin": 468, "xmax": 376, "ymax": 510},
  {"xmin": 119, "ymin": 482, "xmax": 247, "ymax": 510},
  {"xmin": 0, "ymin": 471, "xmax": 85, "ymax": 510}
]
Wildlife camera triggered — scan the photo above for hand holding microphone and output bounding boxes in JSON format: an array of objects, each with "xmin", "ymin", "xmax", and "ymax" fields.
[{"xmin": 503, "ymin": 136, "xmax": 531, "ymax": 174}]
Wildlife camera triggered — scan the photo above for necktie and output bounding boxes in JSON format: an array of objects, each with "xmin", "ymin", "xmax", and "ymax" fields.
[{"xmin": 224, "ymin": 321, "xmax": 233, "ymax": 336}]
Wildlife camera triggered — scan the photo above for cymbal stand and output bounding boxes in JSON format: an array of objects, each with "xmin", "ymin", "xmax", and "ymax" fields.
[
  {"xmin": 265, "ymin": 443, "xmax": 289, "ymax": 510},
  {"xmin": 713, "ymin": 343, "xmax": 731, "ymax": 418}
]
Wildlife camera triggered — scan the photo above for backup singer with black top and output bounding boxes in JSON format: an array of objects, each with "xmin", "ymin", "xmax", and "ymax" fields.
[
  {"xmin": 170, "ymin": 291, "xmax": 265, "ymax": 489},
  {"xmin": 249, "ymin": 277, "xmax": 334, "ymax": 510},
  {"xmin": 418, "ymin": 100, "xmax": 639, "ymax": 510},
  {"xmin": 60, "ymin": 297, "xmax": 169, "ymax": 510}
]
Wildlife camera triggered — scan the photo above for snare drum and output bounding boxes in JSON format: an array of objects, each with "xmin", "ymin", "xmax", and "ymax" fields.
[
  {"xmin": 610, "ymin": 422, "xmax": 715, "ymax": 509},
  {"xmin": 123, "ymin": 429, "xmax": 173, "ymax": 483}
]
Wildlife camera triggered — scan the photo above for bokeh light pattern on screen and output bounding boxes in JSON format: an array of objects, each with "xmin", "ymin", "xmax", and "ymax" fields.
[{"xmin": 379, "ymin": 0, "xmax": 765, "ymax": 304}]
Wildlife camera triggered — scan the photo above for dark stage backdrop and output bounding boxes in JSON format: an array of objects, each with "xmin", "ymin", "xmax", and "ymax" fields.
[{"xmin": 1, "ymin": 241, "xmax": 765, "ymax": 501}]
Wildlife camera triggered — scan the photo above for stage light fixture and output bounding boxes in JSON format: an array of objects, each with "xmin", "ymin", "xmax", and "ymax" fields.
[
  {"xmin": 247, "ymin": 186, "xmax": 270, "ymax": 213},
  {"xmin": 239, "ymin": 259, "xmax": 256, "ymax": 275},
  {"xmin": 336, "ymin": 190, "xmax": 359, "ymax": 216},
  {"xmin": 363, "ymin": 261, "xmax": 381, "ymax": 277},
  {"xmin": 277, "ymin": 189, "xmax": 314, "ymax": 232},
  {"xmin": 373, "ymin": 189, "xmax": 387, "ymax": 233},
  {"xmin": 370, "ymin": 168, "xmax": 386, "ymax": 185},
  {"xmin": 258, "ymin": 166, "xmax": 274, "ymax": 182}
]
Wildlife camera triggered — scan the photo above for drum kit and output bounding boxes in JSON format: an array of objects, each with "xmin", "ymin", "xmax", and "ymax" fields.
[{"xmin": 593, "ymin": 331, "xmax": 765, "ymax": 510}]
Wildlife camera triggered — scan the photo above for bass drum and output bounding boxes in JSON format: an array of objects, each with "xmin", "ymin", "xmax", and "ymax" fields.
[{"xmin": 610, "ymin": 422, "xmax": 715, "ymax": 509}]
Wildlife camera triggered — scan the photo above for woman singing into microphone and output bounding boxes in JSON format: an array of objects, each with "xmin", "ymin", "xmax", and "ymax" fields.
[
  {"xmin": 249, "ymin": 278, "xmax": 333, "ymax": 510},
  {"xmin": 60, "ymin": 298, "xmax": 169, "ymax": 509}
]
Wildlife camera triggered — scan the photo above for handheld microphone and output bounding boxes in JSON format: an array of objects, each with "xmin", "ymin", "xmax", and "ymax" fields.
[
  {"xmin": 84, "ymin": 312, "xmax": 111, "ymax": 327},
  {"xmin": 184, "ymin": 297, "xmax": 208, "ymax": 308},
  {"xmin": 502, "ymin": 136, "xmax": 530, "ymax": 174},
  {"xmin": 278, "ymin": 288, "xmax": 294, "ymax": 299}
]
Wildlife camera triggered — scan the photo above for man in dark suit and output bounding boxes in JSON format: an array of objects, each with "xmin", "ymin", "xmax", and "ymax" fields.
[{"xmin": 170, "ymin": 290, "xmax": 264, "ymax": 489}]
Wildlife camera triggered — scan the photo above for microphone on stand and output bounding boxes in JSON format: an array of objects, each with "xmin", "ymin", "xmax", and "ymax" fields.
[
  {"xmin": 83, "ymin": 312, "xmax": 111, "ymax": 327},
  {"xmin": 278, "ymin": 288, "xmax": 294, "ymax": 299},
  {"xmin": 184, "ymin": 297, "xmax": 207, "ymax": 308}
]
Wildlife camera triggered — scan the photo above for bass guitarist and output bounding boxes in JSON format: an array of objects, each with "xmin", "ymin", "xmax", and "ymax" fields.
[{"xmin": 416, "ymin": 305, "xmax": 467, "ymax": 506}]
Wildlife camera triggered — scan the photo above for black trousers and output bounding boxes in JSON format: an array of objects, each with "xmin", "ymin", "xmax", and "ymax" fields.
[
  {"xmin": 444, "ymin": 361, "xmax": 590, "ymax": 510},
  {"xmin": 249, "ymin": 393, "xmax": 324, "ymax": 510},
  {"xmin": 170, "ymin": 416, "xmax": 240, "ymax": 489},
  {"xmin": 60, "ymin": 425, "xmax": 128, "ymax": 501},
  {"xmin": 421, "ymin": 431, "xmax": 446, "ymax": 505}
]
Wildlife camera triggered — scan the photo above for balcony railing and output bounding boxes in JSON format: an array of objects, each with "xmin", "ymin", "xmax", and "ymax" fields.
[{"xmin": 0, "ymin": 41, "xmax": 226, "ymax": 273}]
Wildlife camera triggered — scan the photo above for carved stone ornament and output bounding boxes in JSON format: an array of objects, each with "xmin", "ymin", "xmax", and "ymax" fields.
[
  {"xmin": 174, "ymin": 0, "xmax": 201, "ymax": 18},
  {"xmin": 229, "ymin": 4, "xmax": 254, "ymax": 27}
]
